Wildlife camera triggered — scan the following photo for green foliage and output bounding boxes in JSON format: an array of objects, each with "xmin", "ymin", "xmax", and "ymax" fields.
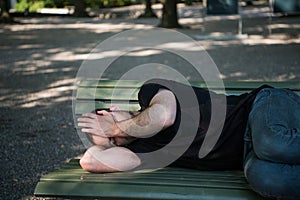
[
  {"xmin": 85, "ymin": 0, "xmax": 137, "ymax": 9},
  {"xmin": 16, "ymin": 0, "xmax": 45, "ymax": 12},
  {"xmin": 184, "ymin": 0, "xmax": 193, "ymax": 6},
  {"xmin": 15, "ymin": 0, "xmax": 137, "ymax": 12},
  {"xmin": 101, "ymin": 0, "xmax": 134, "ymax": 7},
  {"xmin": 15, "ymin": 0, "xmax": 30, "ymax": 12},
  {"xmin": 30, "ymin": 1, "xmax": 45, "ymax": 11}
]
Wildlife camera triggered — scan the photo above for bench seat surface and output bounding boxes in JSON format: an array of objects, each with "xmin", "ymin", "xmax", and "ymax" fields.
[{"xmin": 34, "ymin": 159, "xmax": 264, "ymax": 199}]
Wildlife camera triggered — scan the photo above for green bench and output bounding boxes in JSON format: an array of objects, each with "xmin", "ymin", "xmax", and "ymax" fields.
[{"xmin": 34, "ymin": 80, "xmax": 300, "ymax": 200}]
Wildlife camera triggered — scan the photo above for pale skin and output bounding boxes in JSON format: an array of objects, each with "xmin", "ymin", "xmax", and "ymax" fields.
[{"xmin": 77, "ymin": 89, "xmax": 177, "ymax": 173}]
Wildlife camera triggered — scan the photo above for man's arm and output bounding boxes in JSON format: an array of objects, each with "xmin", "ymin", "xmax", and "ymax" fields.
[
  {"xmin": 115, "ymin": 89, "xmax": 177, "ymax": 138},
  {"xmin": 80, "ymin": 145, "xmax": 141, "ymax": 173},
  {"xmin": 78, "ymin": 89, "xmax": 177, "ymax": 173},
  {"xmin": 78, "ymin": 89, "xmax": 177, "ymax": 139},
  {"xmin": 78, "ymin": 109, "xmax": 142, "ymax": 173}
]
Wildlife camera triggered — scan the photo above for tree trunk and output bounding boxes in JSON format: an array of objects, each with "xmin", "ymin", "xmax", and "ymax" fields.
[
  {"xmin": 159, "ymin": 0, "xmax": 181, "ymax": 28},
  {"xmin": 139, "ymin": 0, "xmax": 157, "ymax": 18},
  {"xmin": 0, "ymin": 0, "xmax": 13, "ymax": 23},
  {"xmin": 73, "ymin": 0, "xmax": 88, "ymax": 17}
]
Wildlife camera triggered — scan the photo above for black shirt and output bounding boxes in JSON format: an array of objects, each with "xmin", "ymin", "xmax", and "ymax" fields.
[{"xmin": 126, "ymin": 79, "xmax": 271, "ymax": 170}]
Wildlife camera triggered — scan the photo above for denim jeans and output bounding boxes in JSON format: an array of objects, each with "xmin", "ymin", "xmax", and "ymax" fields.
[{"xmin": 244, "ymin": 88, "xmax": 300, "ymax": 199}]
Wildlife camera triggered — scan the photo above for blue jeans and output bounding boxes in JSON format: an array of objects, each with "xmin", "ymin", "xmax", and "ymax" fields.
[{"xmin": 244, "ymin": 88, "xmax": 300, "ymax": 199}]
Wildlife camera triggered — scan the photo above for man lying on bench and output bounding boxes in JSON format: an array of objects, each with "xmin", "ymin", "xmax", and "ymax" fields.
[{"xmin": 77, "ymin": 79, "xmax": 300, "ymax": 199}]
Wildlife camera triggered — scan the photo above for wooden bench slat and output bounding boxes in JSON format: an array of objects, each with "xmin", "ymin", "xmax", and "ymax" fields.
[
  {"xmin": 76, "ymin": 88, "xmax": 139, "ymax": 100},
  {"xmin": 41, "ymin": 163, "xmax": 247, "ymax": 186},
  {"xmin": 192, "ymin": 81, "xmax": 300, "ymax": 90},
  {"xmin": 78, "ymin": 79, "xmax": 300, "ymax": 90},
  {"xmin": 75, "ymin": 101, "xmax": 140, "ymax": 114},
  {"xmin": 41, "ymin": 173, "xmax": 247, "ymax": 184},
  {"xmin": 75, "ymin": 89, "xmax": 299, "ymax": 103},
  {"xmin": 41, "ymin": 169, "xmax": 246, "ymax": 181},
  {"xmin": 79, "ymin": 79, "xmax": 143, "ymax": 88},
  {"xmin": 77, "ymin": 81, "xmax": 300, "ymax": 101},
  {"xmin": 35, "ymin": 181, "xmax": 263, "ymax": 200},
  {"xmin": 38, "ymin": 177, "xmax": 249, "ymax": 190}
]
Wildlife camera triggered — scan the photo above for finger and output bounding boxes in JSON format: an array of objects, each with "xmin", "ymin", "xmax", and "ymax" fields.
[
  {"xmin": 82, "ymin": 113, "xmax": 98, "ymax": 119},
  {"xmin": 78, "ymin": 120, "xmax": 103, "ymax": 130},
  {"xmin": 77, "ymin": 117, "xmax": 95, "ymax": 123},
  {"xmin": 78, "ymin": 122, "xmax": 94, "ymax": 128},
  {"xmin": 78, "ymin": 122, "xmax": 101, "ymax": 130},
  {"xmin": 81, "ymin": 128, "xmax": 106, "ymax": 137},
  {"xmin": 97, "ymin": 110, "xmax": 110, "ymax": 116}
]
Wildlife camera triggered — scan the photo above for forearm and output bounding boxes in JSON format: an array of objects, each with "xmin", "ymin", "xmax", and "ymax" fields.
[
  {"xmin": 116, "ymin": 103, "xmax": 171, "ymax": 138},
  {"xmin": 80, "ymin": 146, "xmax": 141, "ymax": 173},
  {"xmin": 79, "ymin": 89, "xmax": 177, "ymax": 139}
]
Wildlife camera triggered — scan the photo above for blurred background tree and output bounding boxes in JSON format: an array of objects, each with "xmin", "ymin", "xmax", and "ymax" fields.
[
  {"xmin": 73, "ymin": 0, "xmax": 87, "ymax": 16},
  {"xmin": 139, "ymin": 0, "xmax": 157, "ymax": 18},
  {"xmin": 0, "ymin": 0, "xmax": 13, "ymax": 23},
  {"xmin": 159, "ymin": 0, "xmax": 180, "ymax": 28}
]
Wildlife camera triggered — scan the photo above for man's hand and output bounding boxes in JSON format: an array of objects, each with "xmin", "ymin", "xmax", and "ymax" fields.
[{"xmin": 77, "ymin": 111, "xmax": 120, "ymax": 138}]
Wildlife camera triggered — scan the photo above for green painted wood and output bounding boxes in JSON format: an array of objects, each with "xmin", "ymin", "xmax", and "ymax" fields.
[
  {"xmin": 79, "ymin": 79, "xmax": 143, "ymax": 88},
  {"xmin": 40, "ymin": 170, "xmax": 249, "ymax": 189},
  {"xmin": 35, "ymin": 161, "xmax": 263, "ymax": 200},
  {"xmin": 76, "ymin": 80, "xmax": 300, "ymax": 101},
  {"xmin": 76, "ymin": 87, "xmax": 139, "ymax": 100},
  {"xmin": 78, "ymin": 79, "xmax": 300, "ymax": 90},
  {"xmin": 37, "ymin": 178, "xmax": 249, "ymax": 190},
  {"xmin": 75, "ymin": 101, "xmax": 140, "ymax": 114},
  {"xmin": 194, "ymin": 81, "xmax": 300, "ymax": 90},
  {"xmin": 40, "ymin": 173, "xmax": 247, "ymax": 185},
  {"xmin": 76, "ymin": 89, "xmax": 299, "ymax": 101},
  {"xmin": 35, "ymin": 181, "xmax": 263, "ymax": 200},
  {"xmin": 37, "ymin": 182, "xmax": 262, "ymax": 200}
]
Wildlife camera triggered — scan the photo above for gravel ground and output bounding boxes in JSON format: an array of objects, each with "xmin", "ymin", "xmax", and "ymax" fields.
[{"xmin": 0, "ymin": 3, "xmax": 300, "ymax": 199}]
